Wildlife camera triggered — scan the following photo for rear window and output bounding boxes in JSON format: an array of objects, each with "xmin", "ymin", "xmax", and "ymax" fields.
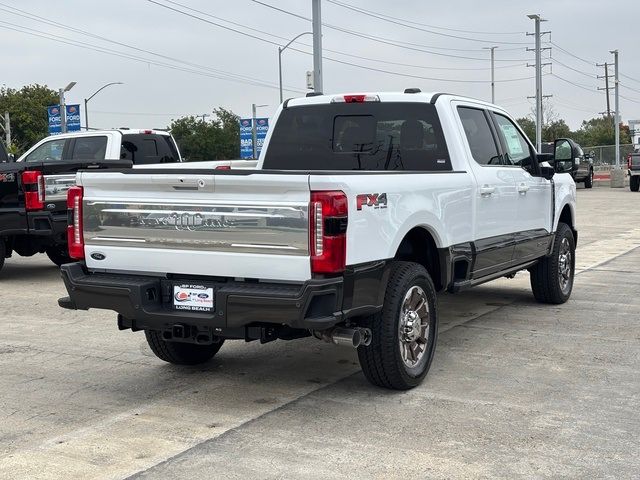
[
  {"xmin": 263, "ymin": 102, "xmax": 451, "ymax": 171},
  {"xmin": 120, "ymin": 134, "xmax": 179, "ymax": 164}
]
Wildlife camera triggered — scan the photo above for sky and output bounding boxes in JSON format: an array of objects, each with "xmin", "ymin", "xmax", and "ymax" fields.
[{"xmin": 2, "ymin": 0, "xmax": 639, "ymax": 131}]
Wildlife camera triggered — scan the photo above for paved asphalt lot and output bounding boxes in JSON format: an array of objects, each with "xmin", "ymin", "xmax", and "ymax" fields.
[{"xmin": 1, "ymin": 187, "xmax": 639, "ymax": 479}]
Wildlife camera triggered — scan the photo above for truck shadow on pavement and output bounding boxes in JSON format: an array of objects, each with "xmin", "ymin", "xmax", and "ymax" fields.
[{"xmin": 0, "ymin": 258, "xmax": 62, "ymax": 282}]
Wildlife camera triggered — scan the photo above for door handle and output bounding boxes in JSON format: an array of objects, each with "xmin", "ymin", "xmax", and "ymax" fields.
[
  {"xmin": 479, "ymin": 186, "xmax": 495, "ymax": 197},
  {"xmin": 517, "ymin": 183, "xmax": 530, "ymax": 194}
]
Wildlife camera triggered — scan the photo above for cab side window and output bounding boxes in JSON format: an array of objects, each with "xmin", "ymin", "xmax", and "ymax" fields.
[
  {"xmin": 493, "ymin": 114, "xmax": 534, "ymax": 168},
  {"xmin": 71, "ymin": 136, "xmax": 108, "ymax": 161},
  {"xmin": 458, "ymin": 107, "xmax": 501, "ymax": 166},
  {"xmin": 25, "ymin": 138, "xmax": 67, "ymax": 162}
]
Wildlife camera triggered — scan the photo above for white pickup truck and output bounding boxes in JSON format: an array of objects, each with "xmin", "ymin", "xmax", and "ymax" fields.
[{"xmin": 58, "ymin": 90, "xmax": 577, "ymax": 390}]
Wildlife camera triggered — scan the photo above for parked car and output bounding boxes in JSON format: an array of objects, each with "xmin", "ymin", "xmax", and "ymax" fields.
[
  {"xmin": 0, "ymin": 129, "xmax": 181, "ymax": 273},
  {"xmin": 542, "ymin": 138, "xmax": 594, "ymax": 188},
  {"xmin": 58, "ymin": 90, "xmax": 577, "ymax": 390},
  {"xmin": 628, "ymin": 151, "xmax": 640, "ymax": 191}
]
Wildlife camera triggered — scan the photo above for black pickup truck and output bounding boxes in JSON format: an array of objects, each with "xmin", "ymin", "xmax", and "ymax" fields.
[
  {"xmin": 0, "ymin": 129, "xmax": 181, "ymax": 274},
  {"xmin": 542, "ymin": 138, "xmax": 594, "ymax": 188}
]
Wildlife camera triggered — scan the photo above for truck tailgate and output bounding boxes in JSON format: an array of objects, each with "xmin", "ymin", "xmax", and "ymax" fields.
[
  {"xmin": 79, "ymin": 171, "xmax": 312, "ymax": 282},
  {"xmin": 630, "ymin": 154, "xmax": 640, "ymax": 170}
]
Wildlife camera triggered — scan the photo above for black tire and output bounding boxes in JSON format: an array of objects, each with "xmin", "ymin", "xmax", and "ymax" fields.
[
  {"xmin": 584, "ymin": 169, "xmax": 593, "ymax": 189},
  {"xmin": 145, "ymin": 330, "xmax": 224, "ymax": 365},
  {"xmin": 357, "ymin": 261, "xmax": 438, "ymax": 390},
  {"xmin": 46, "ymin": 247, "xmax": 73, "ymax": 267},
  {"xmin": 530, "ymin": 223, "xmax": 575, "ymax": 304},
  {"xmin": 630, "ymin": 176, "xmax": 640, "ymax": 192}
]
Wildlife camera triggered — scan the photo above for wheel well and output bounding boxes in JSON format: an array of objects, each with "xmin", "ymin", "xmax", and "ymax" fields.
[
  {"xmin": 558, "ymin": 205, "xmax": 578, "ymax": 245},
  {"xmin": 394, "ymin": 227, "xmax": 443, "ymax": 291}
]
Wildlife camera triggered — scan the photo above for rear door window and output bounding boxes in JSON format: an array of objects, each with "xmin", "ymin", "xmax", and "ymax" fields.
[
  {"xmin": 457, "ymin": 107, "xmax": 501, "ymax": 166},
  {"xmin": 70, "ymin": 136, "xmax": 108, "ymax": 161},
  {"xmin": 263, "ymin": 102, "xmax": 451, "ymax": 171}
]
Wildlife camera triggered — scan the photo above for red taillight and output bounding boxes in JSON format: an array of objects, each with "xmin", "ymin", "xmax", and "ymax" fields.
[
  {"xmin": 331, "ymin": 94, "xmax": 381, "ymax": 104},
  {"xmin": 67, "ymin": 186, "xmax": 84, "ymax": 259},
  {"xmin": 22, "ymin": 171, "xmax": 45, "ymax": 211},
  {"xmin": 310, "ymin": 191, "xmax": 348, "ymax": 274},
  {"xmin": 628, "ymin": 154, "xmax": 632, "ymax": 169},
  {"xmin": 215, "ymin": 165, "xmax": 231, "ymax": 170}
]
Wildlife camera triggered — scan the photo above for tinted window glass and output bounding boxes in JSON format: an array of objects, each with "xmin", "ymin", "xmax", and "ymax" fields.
[
  {"xmin": 263, "ymin": 102, "xmax": 451, "ymax": 171},
  {"xmin": 25, "ymin": 138, "xmax": 66, "ymax": 162},
  {"xmin": 120, "ymin": 134, "xmax": 178, "ymax": 164},
  {"xmin": 493, "ymin": 114, "xmax": 533, "ymax": 167},
  {"xmin": 458, "ymin": 107, "xmax": 501, "ymax": 166},
  {"xmin": 71, "ymin": 136, "xmax": 107, "ymax": 161}
]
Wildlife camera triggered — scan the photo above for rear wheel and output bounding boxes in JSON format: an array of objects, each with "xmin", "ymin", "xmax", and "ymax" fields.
[
  {"xmin": 584, "ymin": 169, "xmax": 593, "ymax": 188},
  {"xmin": 357, "ymin": 261, "xmax": 438, "ymax": 390},
  {"xmin": 46, "ymin": 247, "xmax": 73, "ymax": 267},
  {"xmin": 145, "ymin": 330, "xmax": 224, "ymax": 365},
  {"xmin": 530, "ymin": 223, "xmax": 575, "ymax": 304},
  {"xmin": 630, "ymin": 175, "xmax": 640, "ymax": 192}
]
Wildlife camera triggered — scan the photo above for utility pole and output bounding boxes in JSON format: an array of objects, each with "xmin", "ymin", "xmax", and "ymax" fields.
[
  {"xmin": 612, "ymin": 50, "xmax": 620, "ymax": 169},
  {"xmin": 311, "ymin": 0, "xmax": 323, "ymax": 94},
  {"xmin": 483, "ymin": 46, "xmax": 497, "ymax": 103},
  {"xmin": 526, "ymin": 15, "xmax": 550, "ymax": 152},
  {"xmin": 596, "ymin": 62, "xmax": 612, "ymax": 117}
]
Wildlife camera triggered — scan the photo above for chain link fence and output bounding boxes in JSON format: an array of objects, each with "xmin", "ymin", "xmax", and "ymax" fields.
[{"xmin": 584, "ymin": 144, "xmax": 635, "ymax": 168}]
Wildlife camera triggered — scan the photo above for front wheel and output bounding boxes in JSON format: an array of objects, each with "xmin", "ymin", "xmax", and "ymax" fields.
[
  {"xmin": 630, "ymin": 176, "xmax": 640, "ymax": 192},
  {"xmin": 584, "ymin": 169, "xmax": 593, "ymax": 188},
  {"xmin": 145, "ymin": 330, "xmax": 224, "ymax": 365},
  {"xmin": 357, "ymin": 261, "xmax": 438, "ymax": 390},
  {"xmin": 530, "ymin": 223, "xmax": 575, "ymax": 304}
]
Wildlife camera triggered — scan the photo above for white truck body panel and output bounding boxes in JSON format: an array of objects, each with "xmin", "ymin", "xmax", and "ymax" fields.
[{"xmin": 76, "ymin": 91, "xmax": 576, "ymax": 285}]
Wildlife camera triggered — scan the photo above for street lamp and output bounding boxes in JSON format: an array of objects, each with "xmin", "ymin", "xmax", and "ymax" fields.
[
  {"xmin": 84, "ymin": 82, "xmax": 123, "ymax": 130},
  {"xmin": 252, "ymin": 103, "xmax": 269, "ymax": 159},
  {"xmin": 278, "ymin": 32, "xmax": 313, "ymax": 103},
  {"xmin": 59, "ymin": 81, "xmax": 77, "ymax": 133}
]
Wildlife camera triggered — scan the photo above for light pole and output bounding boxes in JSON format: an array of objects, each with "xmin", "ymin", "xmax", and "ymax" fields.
[
  {"xmin": 483, "ymin": 46, "xmax": 497, "ymax": 103},
  {"xmin": 278, "ymin": 32, "xmax": 313, "ymax": 103},
  {"xmin": 252, "ymin": 103, "xmax": 268, "ymax": 159},
  {"xmin": 84, "ymin": 82, "xmax": 123, "ymax": 130},
  {"xmin": 59, "ymin": 82, "xmax": 76, "ymax": 134}
]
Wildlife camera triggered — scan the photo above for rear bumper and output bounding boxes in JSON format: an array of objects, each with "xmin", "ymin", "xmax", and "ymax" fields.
[{"xmin": 58, "ymin": 263, "xmax": 350, "ymax": 331}]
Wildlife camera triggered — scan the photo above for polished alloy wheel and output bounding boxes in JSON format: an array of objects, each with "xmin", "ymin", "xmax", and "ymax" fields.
[
  {"xmin": 558, "ymin": 237, "xmax": 573, "ymax": 294},
  {"xmin": 398, "ymin": 285, "xmax": 430, "ymax": 368}
]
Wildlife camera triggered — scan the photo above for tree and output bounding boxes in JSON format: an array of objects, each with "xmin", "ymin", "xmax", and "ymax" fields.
[
  {"xmin": 516, "ymin": 117, "xmax": 536, "ymax": 143},
  {"xmin": 168, "ymin": 108, "xmax": 240, "ymax": 161},
  {"xmin": 571, "ymin": 116, "xmax": 632, "ymax": 147},
  {"xmin": 543, "ymin": 119, "xmax": 571, "ymax": 142},
  {"xmin": 0, "ymin": 84, "xmax": 58, "ymax": 154}
]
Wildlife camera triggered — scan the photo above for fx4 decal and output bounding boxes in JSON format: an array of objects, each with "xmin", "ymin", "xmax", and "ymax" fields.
[
  {"xmin": 0, "ymin": 173, "xmax": 15, "ymax": 183},
  {"xmin": 356, "ymin": 193, "xmax": 388, "ymax": 210}
]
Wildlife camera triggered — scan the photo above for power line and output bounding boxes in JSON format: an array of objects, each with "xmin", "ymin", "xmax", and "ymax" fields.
[
  {"xmin": 0, "ymin": 21, "xmax": 306, "ymax": 94},
  {"xmin": 326, "ymin": 0, "xmax": 526, "ymax": 35},
  {"xmin": 550, "ymin": 73, "xmax": 599, "ymax": 94},
  {"xmin": 249, "ymin": 0, "xmax": 533, "ymax": 61},
  {"xmin": 0, "ymin": 3, "xmax": 306, "ymax": 92},
  {"xmin": 324, "ymin": 0, "xmax": 531, "ymax": 45},
  {"xmin": 549, "ymin": 42, "xmax": 595, "ymax": 66},
  {"xmin": 148, "ymin": 0, "xmax": 535, "ymax": 83},
  {"xmin": 157, "ymin": 0, "xmax": 526, "ymax": 70},
  {"xmin": 551, "ymin": 55, "xmax": 597, "ymax": 79}
]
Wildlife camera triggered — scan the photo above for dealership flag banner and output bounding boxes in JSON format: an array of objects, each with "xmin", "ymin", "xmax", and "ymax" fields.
[
  {"xmin": 239, "ymin": 118, "xmax": 253, "ymax": 159},
  {"xmin": 48, "ymin": 104, "xmax": 82, "ymax": 134},
  {"xmin": 255, "ymin": 118, "xmax": 269, "ymax": 157}
]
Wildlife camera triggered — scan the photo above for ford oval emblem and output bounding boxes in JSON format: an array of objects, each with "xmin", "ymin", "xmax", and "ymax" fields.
[
  {"xmin": 91, "ymin": 252, "xmax": 106, "ymax": 261},
  {"xmin": 47, "ymin": 203, "xmax": 56, "ymax": 210}
]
